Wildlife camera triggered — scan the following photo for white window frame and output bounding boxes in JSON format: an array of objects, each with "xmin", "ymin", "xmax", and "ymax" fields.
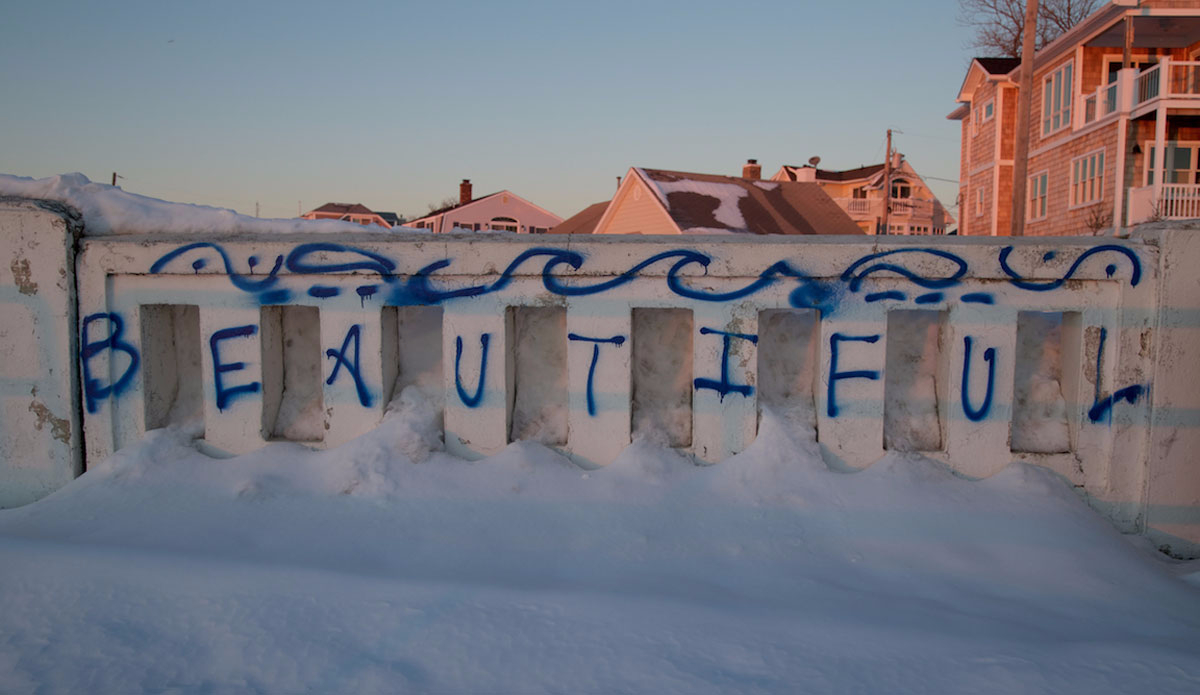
[
  {"xmin": 1070, "ymin": 149, "xmax": 1105, "ymax": 209},
  {"xmin": 1042, "ymin": 60, "xmax": 1074, "ymax": 137},
  {"xmin": 1142, "ymin": 140, "xmax": 1200, "ymax": 186},
  {"xmin": 1028, "ymin": 170, "xmax": 1049, "ymax": 221},
  {"xmin": 982, "ymin": 99, "xmax": 994, "ymax": 123}
]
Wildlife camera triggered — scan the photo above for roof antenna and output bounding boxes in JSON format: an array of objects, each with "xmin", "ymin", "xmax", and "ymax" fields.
[
  {"xmin": 616, "ymin": 175, "xmax": 621, "ymax": 189},
  {"xmin": 807, "ymin": 156, "xmax": 821, "ymax": 167}
]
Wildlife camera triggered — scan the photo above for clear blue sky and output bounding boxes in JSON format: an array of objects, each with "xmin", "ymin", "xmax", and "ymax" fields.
[{"xmin": 1, "ymin": 0, "xmax": 975, "ymax": 222}]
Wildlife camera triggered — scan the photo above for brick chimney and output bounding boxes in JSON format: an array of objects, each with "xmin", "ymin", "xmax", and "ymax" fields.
[
  {"xmin": 459, "ymin": 179, "xmax": 473, "ymax": 205},
  {"xmin": 742, "ymin": 159, "xmax": 762, "ymax": 180}
]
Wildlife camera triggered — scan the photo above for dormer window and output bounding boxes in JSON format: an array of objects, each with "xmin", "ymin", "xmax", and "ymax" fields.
[{"xmin": 891, "ymin": 179, "xmax": 912, "ymax": 199}]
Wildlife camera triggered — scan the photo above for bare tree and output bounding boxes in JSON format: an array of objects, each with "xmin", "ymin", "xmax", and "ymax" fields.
[
  {"xmin": 959, "ymin": 0, "xmax": 1102, "ymax": 57},
  {"xmin": 427, "ymin": 196, "xmax": 459, "ymax": 214}
]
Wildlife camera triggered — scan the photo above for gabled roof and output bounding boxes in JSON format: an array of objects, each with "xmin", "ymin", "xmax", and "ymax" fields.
[
  {"xmin": 976, "ymin": 57, "xmax": 1021, "ymax": 75},
  {"xmin": 376, "ymin": 211, "xmax": 401, "ymax": 226},
  {"xmin": 549, "ymin": 201, "xmax": 609, "ymax": 234},
  {"xmin": 407, "ymin": 189, "xmax": 563, "ymax": 226},
  {"xmin": 418, "ymin": 191, "xmax": 502, "ymax": 219},
  {"xmin": 954, "ymin": 57, "xmax": 1020, "ymax": 104},
  {"xmin": 777, "ymin": 163, "xmax": 886, "ymax": 183},
  {"xmin": 622, "ymin": 168, "xmax": 862, "ymax": 235},
  {"xmin": 308, "ymin": 202, "xmax": 378, "ymax": 216}
]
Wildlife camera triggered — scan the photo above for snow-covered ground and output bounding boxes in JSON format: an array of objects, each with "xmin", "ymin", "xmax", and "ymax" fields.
[{"xmin": 1, "ymin": 405, "xmax": 1198, "ymax": 694}]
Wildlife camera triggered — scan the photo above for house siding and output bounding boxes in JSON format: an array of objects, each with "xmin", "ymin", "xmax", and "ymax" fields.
[{"xmin": 598, "ymin": 179, "xmax": 676, "ymax": 235}]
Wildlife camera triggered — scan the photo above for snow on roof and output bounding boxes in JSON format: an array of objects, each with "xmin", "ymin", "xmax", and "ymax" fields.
[
  {"xmin": 0, "ymin": 173, "xmax": 421, "ymax": 236},
  {"xmin": 637, "ymin": 168, "xmax": 863, "ymax": 235}
]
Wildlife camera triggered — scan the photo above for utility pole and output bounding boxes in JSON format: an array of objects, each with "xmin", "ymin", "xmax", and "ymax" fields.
[
  {"xmin": 111, "ymin": 172, "xmax": 117, "ymax": 186},
  {"xmin": 1010, "ymin": 0, "xmax": 1040, "ymax": 236},
  {"xmin": 882, "ymin": 129, "xmax": 892, "ymax": 235}
]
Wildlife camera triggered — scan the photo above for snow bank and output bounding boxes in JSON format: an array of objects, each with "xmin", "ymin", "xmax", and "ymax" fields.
[
  {"xmin": 0, "ymin": 173, "xmax": 416, "ymax": 236},
  {"xmin": 0, "ymin": 400, "xmax": 1198, "ymax": 693}
]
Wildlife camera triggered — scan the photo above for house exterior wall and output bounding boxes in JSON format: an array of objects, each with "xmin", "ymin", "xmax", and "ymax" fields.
[
  {"xmin": 595, "ymin": 178, "xmax": 676, "ymax": 235},
  {"xmin": 1026, "ymin": 126, "xmax": 1120, "ymax": 236},
  {"xmin": 410, "ymin": 193, "xmax": 563, "ymax": 234},
  {"xmin": 956, "ymin": 6, "xmax": 1200, "ymax": 236}
]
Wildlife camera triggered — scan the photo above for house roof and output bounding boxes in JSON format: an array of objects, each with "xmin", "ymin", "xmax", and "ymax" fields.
[
  {"xmin": 631, "ymin": 168, "xmax": 862, "ymax": 236},
  {"xmin": 780, "ymin": 163, "xmax": 887, "ymax": 183},
  {"xmin": 975, "ymin": 57, "xmax": 1021, "ymax": 75},
  {"xmin": 418, "ymin": 191, "xmax": 502, "ymax": 220},
  {"xmin": 307, "ymin": 202, "xmax": 378, "ymax": 216},
  {"xmin": 376, "ymin": 211, "xmax": 401, "ymax": 226},
  {"xmin": 549, "ymin": 201, "xmax": 609, "ymax": 234}
]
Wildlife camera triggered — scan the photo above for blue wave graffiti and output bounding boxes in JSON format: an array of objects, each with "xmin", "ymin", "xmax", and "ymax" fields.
[
  {"xmin": 841, "ymin": 248, "xmax": 968, "ymax": 292},
  {"xmin": 150, "ymin": 240, "xmax": 1143, "ymax": 310},
  {"xmin": 998, "ymin": 245, "xmax": 1142, "ymax": 291}
]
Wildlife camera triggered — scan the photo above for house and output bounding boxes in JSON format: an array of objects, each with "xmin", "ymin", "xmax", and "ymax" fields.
[
  {"xmin": 300, "ymin": 203, "xmax": 393, "ymax": 229},
  {"xmin": 404, "ymin": 179, "xmax": 563, "ymax": 234},
  {"xmin": 574, "ymin": 166, "xmax": 862, "ymax": 236},
  {"xmin": 949, "ymin": 0, "xmax": 1200, "ymax": 235},
  {"xmin": 770, "ymin": 157, "xmax": 954, "ymax": 235},
  {"xmin": 549, "ymin": 201, "xmax": 609, "ymax": 235}
]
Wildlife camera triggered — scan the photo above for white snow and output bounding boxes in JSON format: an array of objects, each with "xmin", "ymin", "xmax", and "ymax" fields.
[
  {"xmin": 1012, "ymin": 311, "xmax": 1071, "ymax": 453},
  {"xmin": 649, "ymin": 178, "xmax": 750, "ymax": 229},
  {"xmin": 884, "ymin": 310, "xmax": 945, "ymax": 451},
  {"xmin": 0, "ymin": 173, "xmax": 418, "ymax": 236},
  {"xmin": 1, "ymin": 394, "xmax": 1199, "ymax": 693}
]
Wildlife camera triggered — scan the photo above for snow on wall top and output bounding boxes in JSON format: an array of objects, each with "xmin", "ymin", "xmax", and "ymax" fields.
[{"xmin": 0, "ymin": 173, "xmax": 422, "ymax": 237}]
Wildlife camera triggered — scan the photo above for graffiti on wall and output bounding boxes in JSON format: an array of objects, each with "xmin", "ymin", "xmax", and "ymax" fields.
[{"xmin": 82, "ymin": 241, "xmax": 1149, "ymax": 437}]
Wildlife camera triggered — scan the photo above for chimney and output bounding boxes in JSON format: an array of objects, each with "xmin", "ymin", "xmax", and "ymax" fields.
[
  {"xmin": 795, "ymin": 166, "xmax": 817, "ymax": 183},
  {"xmin": 742, "ymin": 158, "xmax": 762, "ymax": 180},
  {"xmin": 459, "ymin": 179, "xmax": 473, "ymax": 205}
]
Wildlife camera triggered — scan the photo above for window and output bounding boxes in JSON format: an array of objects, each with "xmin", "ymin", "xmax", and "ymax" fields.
[
  {"xmin": 1070, "ymin": 150, "xmax": 1105, "ymax": 207},
  {"xmin": 852, "ymin": 187, "xmax": 867, "ymax": 199},
  {"xmin": 1042, "ymin": 61, "xmax": 1073, "ymax": 136},
  {"xmin": 984, "ymin": 101, "xmax": 994, "ymax": 121},
  {"xmin": 1144, "ymin": 142, "xmax": 1200, "ymax": 186},
  {"xmin": 488, "ymin": 216, "xmax": 518, "ymax": 232},
  {"xmin": 975, "ymin": 188, "xmax": 985, "ymax": 217},
  {"xmin": 891, "ymin": 179, "xmax": 912, "ymax": 199},
  {"xmin": 1028, "ymin": 171, "xmax": 1048, "ymax": 220}
]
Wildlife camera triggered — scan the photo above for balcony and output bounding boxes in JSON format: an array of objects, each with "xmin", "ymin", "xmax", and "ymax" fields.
[
  {"xmin": 833, "ymin": 197, "xmax": 938, "ymax": 220},
  {"xmin": 1081, "ymin": 59, "xmax": 1200, "ymax": 127}
]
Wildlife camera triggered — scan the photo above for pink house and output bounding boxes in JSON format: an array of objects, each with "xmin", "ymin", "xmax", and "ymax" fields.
[{"xmin": 405, "ymin": 180, "xmax": 563, "ymax": 234}]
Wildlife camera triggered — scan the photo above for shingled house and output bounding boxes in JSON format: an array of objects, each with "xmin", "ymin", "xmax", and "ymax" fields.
[
  {"xmin": 771, "ymin": 157, "xmax": 954, "ymax": 235},
  {"xmin": 300, "ymin": 203, "xmax": 394, "ymax": 229},
  {"xmin": 553, "ymin": 166, "xmax": 862, "ymax": 236},
  {"xmin": 949, "ymin": 0, "xmax": 1200, "ymax": 235}
]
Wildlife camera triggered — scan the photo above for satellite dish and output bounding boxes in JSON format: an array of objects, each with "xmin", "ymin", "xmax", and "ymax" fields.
[{"xmin": 808, "ymin": 156, "xmax": 821, "ymax": 167}]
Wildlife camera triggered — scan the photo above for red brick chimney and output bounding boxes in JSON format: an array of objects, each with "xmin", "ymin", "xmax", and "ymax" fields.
[
  {"xmin": 459, "ymin": 179, "xmax": 473, "ymax": 205},
  {"xmin": 742, "ymin": 159, "xmax": 761, "ymax": 180}
]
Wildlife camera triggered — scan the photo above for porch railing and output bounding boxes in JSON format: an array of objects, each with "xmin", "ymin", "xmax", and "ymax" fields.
[
  {"xmin": 1159, "ymin": 184, "xmax": 1200, "ymax": 219},
  {"xmin": 1128, "ymin": 183, "xmax": 1200, "ymax": 223},
  {"xmin": 832, "ymin": 198, "xmax": 937, "ymax": 219}
]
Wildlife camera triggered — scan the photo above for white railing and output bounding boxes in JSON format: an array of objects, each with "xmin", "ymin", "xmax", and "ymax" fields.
[
  {"xmin": 1159, "ymin": 184, "xmax": 1200, "ymax": 219},
  {"xmin": 832, "ymin": 198, "xmax": 937, "ymax": 219},
  {"xmin": 1135, "ymin": 63, "xmax": 1161, "ymax": 106},
  {"xmin": 1128, "ymin": 184, "xmax": 1200, "ymax": 223},
  {"xmin": 1134, "ymin": 59, "xmax": 1200, "ymax": 109},
  {"xmin": 842, "ymin": 198, "xmax": 876, "ymax": 216},
  {"xmin": 1080, "ymin": 59, "xmax": 1200, "ymax": 127}
]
